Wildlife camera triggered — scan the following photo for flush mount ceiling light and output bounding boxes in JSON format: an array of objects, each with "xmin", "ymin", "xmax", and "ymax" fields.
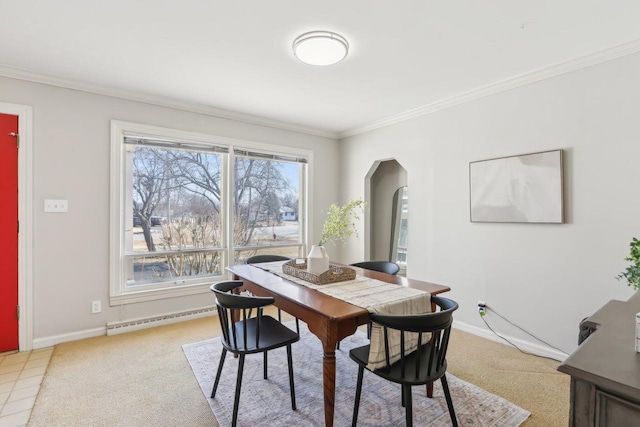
[{"xmin": 292, "ymin": 31, "xmax": 349, "ymax": 66}]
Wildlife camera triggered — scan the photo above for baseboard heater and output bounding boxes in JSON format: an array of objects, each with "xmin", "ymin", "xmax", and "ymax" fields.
[{"xmin": 106, "ymin": 305, "xmax": 217, "ymax": 336}]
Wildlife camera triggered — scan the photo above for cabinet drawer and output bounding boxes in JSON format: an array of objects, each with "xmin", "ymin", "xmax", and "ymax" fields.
[{"xmin": 595, "ymin": 390, "xmax": 640, "ymax": 426}]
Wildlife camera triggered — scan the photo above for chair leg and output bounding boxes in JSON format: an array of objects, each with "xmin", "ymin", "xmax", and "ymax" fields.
[
  {"xmin": 426, "ymin": 381, "xmax": 434, "ymax": 398},
  {"xmin": 286, "ymin": 344, "xmax": 297, "ymax": 410},
  {"xmin": 440, "ymin": 375, "xmax": 458, "ymax": 427},
  {"xmin": 404, "ymin": 384, "xmax": 413, "ymax": 427},
  {"xmin": 401, "ymin": 384, "xmax": 405, "ymax": 407},
  {"xmin": 211, "ymin": 348, "xmax": 227, "ymax": 398},
  {"xmin": 263, "ymin": 351, "xmax": 268, "ymax": 379},
  {"xmin": 231, "ymin": 354, "xmax": 245, "ymax": 427},
  {"xmin": 352, "ymin": 366, "xmax": 365, "ymax": 427}
]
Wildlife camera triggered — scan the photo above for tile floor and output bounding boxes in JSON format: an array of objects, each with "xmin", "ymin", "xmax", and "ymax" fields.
[{"xmin": 0, "ymin": 348, "xmax": 53, "ymax": 427}]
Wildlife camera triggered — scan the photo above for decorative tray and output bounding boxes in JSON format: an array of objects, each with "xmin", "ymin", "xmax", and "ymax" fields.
[{"xmin": 282, "ymin": 260, "xmax": 356, "ymax": 285}]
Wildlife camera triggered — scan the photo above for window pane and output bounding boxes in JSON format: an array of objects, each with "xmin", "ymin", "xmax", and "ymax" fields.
[
  {"xmin": 234, "ymin": 246, "xmax": 303, "ymax": 265},
  {"xmin": 233, "ymin": 158, "xmax": 302, "ymax": 252},
  {"xmin": 128, "ymin": 145, "xmax": 223, "ymax": 254},
  {"xmin": 126, "ymin": 250, "xmax": 223, "ymax": 286},
  {"xmin": 126, "ymin": 144, "xmax": 224, "ymax": 288}
]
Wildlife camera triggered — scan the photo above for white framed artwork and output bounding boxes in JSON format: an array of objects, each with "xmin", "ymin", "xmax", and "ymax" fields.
[{"xmin": 469, "ymin": 150, "xmax": 564, "ymax": 223}]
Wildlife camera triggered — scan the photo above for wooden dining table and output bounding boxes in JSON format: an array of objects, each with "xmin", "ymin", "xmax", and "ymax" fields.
[{"xmin": 227, "ymin": 263, "xmax": 451, "ymax": 427}]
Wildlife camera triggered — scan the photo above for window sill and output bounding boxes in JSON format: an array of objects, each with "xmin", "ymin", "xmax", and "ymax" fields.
[{"xmin": 109, "ymin": 281, "xmax": 216, "ymax": 306}]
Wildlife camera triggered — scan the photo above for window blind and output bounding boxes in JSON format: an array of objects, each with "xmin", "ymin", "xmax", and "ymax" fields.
[
  {"xmin": 234, "ymin": 147, "xmax": 308, "ymax": 164},
  {"xmin": 124, "ymin": 135, "xmax": 229, "ymax": 154}
]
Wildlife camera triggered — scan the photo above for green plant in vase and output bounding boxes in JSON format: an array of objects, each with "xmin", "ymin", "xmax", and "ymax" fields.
[
  {"xmin": 616, "ymin": 237, "xmax": 640, "ymax": 291},
  {"xmin": 319, "ymin": 198, "xmax": 366, "ymax": 246},
  {"xmin": 307, "ymin": 199, "xmax": 366, "ymax": 274}
]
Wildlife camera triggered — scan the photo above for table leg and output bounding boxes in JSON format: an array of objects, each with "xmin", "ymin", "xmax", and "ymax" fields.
[
  {"xmin": 309, "ymin": 319, "xmax": 351, "ymax": 427},
  {"xmin": 322, "ymin": 342, "xmax": 336, "ymax": 427}
]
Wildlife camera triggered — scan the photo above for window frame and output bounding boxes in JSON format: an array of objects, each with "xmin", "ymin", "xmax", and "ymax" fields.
[{"xmin": 110, "ymin": 120, "xmax": 312, "ymax": 305}]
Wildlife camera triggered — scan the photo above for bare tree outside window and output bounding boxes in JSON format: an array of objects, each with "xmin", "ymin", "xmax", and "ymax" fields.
[
  {"xmin": 127, "ymin": 142, "xmax": 303, "ymax": 286},
  {"xmin": 233, "ymin": 157, "xmax": 302, "ymax": 263},
  {"xmin": 132, "ymin": 147, "xmax": 171, "ymax": 252},
  {"xmin": 167, "ymin": 151, "xmax": 222, "ymax": 213},
  {"xmin": 234, "ymin": 157, "xmax": 290, "ymax": 246}
]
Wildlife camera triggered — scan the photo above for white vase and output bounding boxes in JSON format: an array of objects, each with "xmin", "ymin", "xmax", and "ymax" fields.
[{"xmin": 307, "ymin": 245, "xmax": 329, "ymax": 275}]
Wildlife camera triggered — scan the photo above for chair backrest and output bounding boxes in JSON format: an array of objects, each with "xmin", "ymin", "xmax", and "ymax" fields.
[
  {"xmin": 350, "ymin": 261, "xmax": 400, "ymax": 275},
  {"xmin": 210, "ymin": 281, "xmax": 275, "ymax": 352},
  {"xmin": 245, "ymin": 254, "xmax": 291, "ymax": 264},
  {"xmin": 370, "ymin": 296, "xmax": 458, "ymax": 380}
]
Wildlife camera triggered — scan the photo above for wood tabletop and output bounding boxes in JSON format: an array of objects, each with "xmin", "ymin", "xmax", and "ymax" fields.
[
  {"xmin": 227, "ymin": 263, "xmax": 450, "ymax": 319},
  {"xmin": 227, "ymin": 264, "xmax": 366, "ymax": 320}
]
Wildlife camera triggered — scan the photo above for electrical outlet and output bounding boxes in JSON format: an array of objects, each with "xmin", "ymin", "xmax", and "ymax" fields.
[
  {"xmin": 477, "ymin": 300, "xmax": 486, "ymax": 308},
  {"xmin": 478, "ymin": 306, "xmax": 486, "ymax": 316},
  {"xmin": 92, "ymin": 300, "xmax": 101, "ymax": 314}
]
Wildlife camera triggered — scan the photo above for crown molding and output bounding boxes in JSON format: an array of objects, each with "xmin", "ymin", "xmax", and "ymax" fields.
[
  {"xmin": 339, "ymin": 38, "xmax": 640, "ymax": 139},
  {"xmin": 0, "ymin": 65, "xmax": 339, "ymax": 140},
  {"xmin": 4, "ymin": 38, "xmax": 640, "ymax": 141}
]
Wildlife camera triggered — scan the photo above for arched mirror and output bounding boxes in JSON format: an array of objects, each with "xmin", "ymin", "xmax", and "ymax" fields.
[{"xmin": 390, "ymin": 186, "xmax": 407, "ymax": 275}]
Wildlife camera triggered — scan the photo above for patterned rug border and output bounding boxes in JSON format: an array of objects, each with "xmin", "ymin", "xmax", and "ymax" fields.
[{"xmin": 183, "ymin": 324, "xmax": 530, "ymax": 427}]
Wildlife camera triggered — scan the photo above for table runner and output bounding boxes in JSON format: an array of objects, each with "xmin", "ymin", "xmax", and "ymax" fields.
[{"xmin": 251, "ymin": 261, "xmax": 431, "ymax": 369}]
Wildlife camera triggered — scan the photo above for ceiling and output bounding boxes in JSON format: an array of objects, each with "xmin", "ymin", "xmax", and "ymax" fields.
[{"xmin": 1, "ymin": 1, "xmax": 640, "ymax": 138}]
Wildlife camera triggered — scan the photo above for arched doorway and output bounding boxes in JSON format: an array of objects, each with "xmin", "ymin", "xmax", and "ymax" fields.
[{"xmin": 364, "ymin": 159, "xmax": 408, "ymax": 275}]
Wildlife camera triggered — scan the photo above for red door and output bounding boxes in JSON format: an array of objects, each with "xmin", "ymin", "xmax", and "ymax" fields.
[{"xmin": 0, "ymin": 113, "xmax": 19, "ymax": 352}]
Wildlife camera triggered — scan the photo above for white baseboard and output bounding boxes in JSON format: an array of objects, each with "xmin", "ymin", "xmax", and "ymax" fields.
[
  {"xmin": 32, "ymin": 306, "xmax": 218, "ymax": 348},
  {"xmin": 32, "ymin": 327, "xmax": 106, "ymax": 350},
  {"xmin": 32, "ymin": 309, "xmax": 567, "ymax": 361},
  {"xmin": 453, "ymin": 320, "xmax": 568, "ymax": 362}
]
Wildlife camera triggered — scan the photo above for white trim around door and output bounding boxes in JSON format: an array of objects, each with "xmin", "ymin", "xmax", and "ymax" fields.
[{"xmin": 0, "ymin": 102, "xmax": 34, "ymax": 351}]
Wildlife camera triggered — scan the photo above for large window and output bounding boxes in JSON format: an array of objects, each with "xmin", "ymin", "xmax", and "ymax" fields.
[{"xmin": 110, "ymin": 121, "xmax": 308, "ymax": 304}]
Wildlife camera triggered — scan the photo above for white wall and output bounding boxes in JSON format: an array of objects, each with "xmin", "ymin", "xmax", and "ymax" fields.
[
  {"xmin": 338, "ymin": 53, "xmax": 640, "ymax": 354},
  {"xmin": 0, "ymin": 76, "xmax": 339, "ymax": 344}
]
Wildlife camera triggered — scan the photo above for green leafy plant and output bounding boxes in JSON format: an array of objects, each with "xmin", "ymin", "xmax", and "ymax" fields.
[
  {"xmin": 616, "ymin": 237, "xmax": 640, "ymax": 291},
  {"xmin": 318, "ymin": 199, "xmax": 366, "ymax": 246}
]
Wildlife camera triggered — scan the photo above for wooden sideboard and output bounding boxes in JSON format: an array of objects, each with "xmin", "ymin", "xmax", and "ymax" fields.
[{"xmin": 558, "ymin": 291, "xmax": 640, "ymax": 426}]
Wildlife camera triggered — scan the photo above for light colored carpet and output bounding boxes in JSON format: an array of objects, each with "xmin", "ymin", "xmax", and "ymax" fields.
[
  {"xmin": 28, "ymin": 318, "xmax": 219, "ymax": 427},
  {"xmin": 28, "ymin": 308, "xmax": 568, "ymax": 426},
  {"xmin": 183, "ymin": 323, "xmax": 530, "ymax": 426},
  {"xmin": 445, "ymin": 329, "xmax": 569, "ymax": 427}
]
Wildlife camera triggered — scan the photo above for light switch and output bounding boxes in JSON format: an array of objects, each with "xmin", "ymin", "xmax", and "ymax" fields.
[{"xmin": 44, "ymin": 199, "xmax": 68, "ymax": 213}]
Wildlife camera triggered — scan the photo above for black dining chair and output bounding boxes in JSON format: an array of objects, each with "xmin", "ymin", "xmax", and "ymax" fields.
[
  {"xmin": 245, "ymin": 254, "xmax": 299, "ymax": 332},
  {"xmin": 350, "ymin": 260, "xmax": 400, "ymax": 275},
  {"xmin": 349, "ymin": 296, "xmax": 459, "ymax": 427},
  {"xmin": 210, "ymin": 281, "xmax": 299, "ymax": 427}
]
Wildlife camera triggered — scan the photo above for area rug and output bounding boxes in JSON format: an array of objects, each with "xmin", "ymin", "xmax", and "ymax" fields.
[{"xmin": 183, "ymin": 323, "xmax": 530, "ymax": 427}]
